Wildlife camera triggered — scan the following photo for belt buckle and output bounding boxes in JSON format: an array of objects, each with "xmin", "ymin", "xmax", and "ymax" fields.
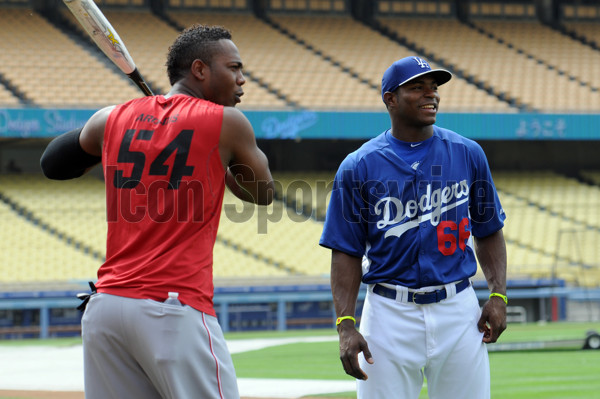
[{"xmin": 412, "ymin": 290, "xmax": 430, "ymax": 304}]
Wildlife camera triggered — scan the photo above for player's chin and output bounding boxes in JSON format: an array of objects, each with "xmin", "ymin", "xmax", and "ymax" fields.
[
  {"xmin": 420, "ymin": 116, "xmax": 437, "ymax": 126},
  {"xmin": 221, "ymin": 95, "xmax": 241, "ymax": 108},
  {"xmin": 233, "ymin": 94, "xmax": 243, "ymax": 106}
]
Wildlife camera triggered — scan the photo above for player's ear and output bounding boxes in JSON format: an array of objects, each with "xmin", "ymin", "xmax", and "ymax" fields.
[
  {"xmin": 383, "ymin": 91, "xmax": 397, "ymax": 108},
  {"xmin": 190, "ymin": 59, "xmax": 208, "ymax": 81}
]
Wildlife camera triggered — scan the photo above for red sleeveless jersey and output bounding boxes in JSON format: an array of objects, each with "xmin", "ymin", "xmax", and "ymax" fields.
[{"xmin": 98, "ymin": 95, "xmax": 225, "ymax": 316}]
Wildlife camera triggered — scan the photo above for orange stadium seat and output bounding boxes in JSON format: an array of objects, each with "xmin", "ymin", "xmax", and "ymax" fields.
[
  {"xmin": 274, "ymin": 14, "xmax": 515, "ymax": 113},
  {"xmin": 564, "ymin": 21, "xmax": 600, "ymax": 49},
  {"xmin": 0, "ymin": 85, "xmax": 20, "ymax": 107},
  {"xmin": 169, "ymin": 10, "xmax": 383, "ymax": 110},
  {"xmin": 0, "ymin": 8, "xmax": 140, "ymax": 108},
  {"xmin": 1, "ymin": 165, "xmax": 599, "ymax": 286},
  {"xmin": 377, "ymin": 16, "xmax": 600, "ymax": 113},
  {"xmin": 1, "ymin": 3, "xmax": 600, "ymax": 288},
  {"xmin": 471, "ymin": 19, "xmax": 600, "ymax": 93},
  {"xmin": 0, "ymin": 5, "xmax": 597, "ymax": 113}
]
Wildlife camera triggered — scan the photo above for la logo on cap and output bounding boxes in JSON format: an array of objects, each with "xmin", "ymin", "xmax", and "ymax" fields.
[
  {"xmin": 380, "ymin": 56, "xmax": 452, "ymax": 103},
  {"xmin": 413, "ymin": 57, "xmax": 430, "ymax": 69}
]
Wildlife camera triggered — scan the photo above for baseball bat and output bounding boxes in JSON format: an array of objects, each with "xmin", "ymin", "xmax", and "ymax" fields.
[{"xmin": 63, "ymin": 0, "xmax": 154, "ymax": 96}]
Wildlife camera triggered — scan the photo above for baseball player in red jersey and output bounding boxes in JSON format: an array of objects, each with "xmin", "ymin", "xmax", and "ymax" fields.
[
  {"xmin": 320, "ymin": 57, "xmax": 508, "ymax": 398},
  {"xmin": 41, "ymin": 25, "xmax": 273, "ymax": 399}
]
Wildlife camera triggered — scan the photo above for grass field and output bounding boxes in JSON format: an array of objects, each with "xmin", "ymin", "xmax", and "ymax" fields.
[
  {"xmin": 1, "ymin": 322, "xmax": 599, "ymax": 398},
  {"xmin": 227, "ymin": 322, "xmax": 600, "ymax": 398}
]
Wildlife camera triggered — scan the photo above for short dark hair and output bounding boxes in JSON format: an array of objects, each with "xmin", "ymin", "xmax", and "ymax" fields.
[{"xmin": 166, "ymin": 24, "xmax": 232, "ymax": 85}]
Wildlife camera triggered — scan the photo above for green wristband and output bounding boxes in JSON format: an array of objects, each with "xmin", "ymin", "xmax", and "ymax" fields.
[
  {"xmin": 336, "ymin": 316, "xmax": 356, "ymax": 326},
  {"xmin": 490, "ymin": 292, "xmax": 508, "ymax": 305}
]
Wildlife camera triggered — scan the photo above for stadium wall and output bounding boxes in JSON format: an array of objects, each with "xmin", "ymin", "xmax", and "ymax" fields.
[
  {"xmin": 1, "ymin": 279, "xmax": 587, "ymax": 338},
  {"xmin": 2, "ymin": 108, "xmax": 598, "ymax": 140},
  {"xmin": 1, "ymin": 109, "xmax": 599, "ymax": 174}
]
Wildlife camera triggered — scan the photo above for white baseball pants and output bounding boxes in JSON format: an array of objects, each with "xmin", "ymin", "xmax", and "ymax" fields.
[{"xmin": 357, "ymin": 284, "xmax": 490, "ymax": 399}]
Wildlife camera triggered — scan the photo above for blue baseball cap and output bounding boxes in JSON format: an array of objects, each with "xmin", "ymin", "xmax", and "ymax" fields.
[{"xmin": 381, "ymin": 56, "xmax": 452, "ymax": 102}]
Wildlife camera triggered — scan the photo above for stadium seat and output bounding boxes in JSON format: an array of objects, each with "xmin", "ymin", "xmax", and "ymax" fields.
[
  {"xmin": 378, "ymin": 16, "xmax": 600, "ymax": 112},
  {"xmin": 270, "ymin": 14, "xmax": 514, "ymax": 113},
  {"xmin": 564, "ymin": 21, "xmax": 600, "ymax": 49},
  {"xmin": 1, "ymin": 4, "xmax": 599, "ymax": 289},
  {"xmin": 0, "ymin": 174, "xmax": 108, "ymax": 256},
  {"xmin": 0, "ymin": 84, "xmax": 20, "ymax": 106},
  {"xmin": 0, "ymin": 174, "xmax": 333, "ymax": 283},
  {"xmin": 272, "ymin": 171, "xmax": 334, "ymax": 221},
  {"xmin": 0, "ymin": 201, "xmax": 99, "ymax": 283},
  {"xmin": 169, "ymin": 11, "xmax": 383, "ymax": 110},
  {"xmin": 494, "ymin": 171, "xmax": 600, "ymax": 285},
  {"xmin": 0, "ymin": 9, "xmax": 140, "ymax": 108},
  {"xmin": 213, "ymin": 241, "xmax": 288, "ymax": 278},
  {"xmin": 218, "ymin": 190, "xmax": 331, "ymax": 276},
  {"xmin": 472, "ymin": 19, "xmax": 600, "ymax": 93}
]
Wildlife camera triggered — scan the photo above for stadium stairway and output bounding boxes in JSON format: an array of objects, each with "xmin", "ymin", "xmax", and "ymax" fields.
[
  {"xmin": 168, "ymin": 10, "xmax": 384, "ymax": 110},
  {"xmin": 468, "ymin": 19, "xmax": 600, "ymax": 93},
  {"xmin": 495, "ymin": 171, "xmax": 600, "ymax": 287},
  {"xmin": 2, "ymin": 6, "xmax": 597, "ymax": 113},
  {"xmin": 0, "ymin": 7, "xmax": 294, "ymax": 110},
  {"xmin": 1, "ymin": 171, "xmax": 599, "ymax": 287},
  {"xmin": 0, "ymin": 72, "xmax": 30, "ymax": 107},
  {"xmin": 0, "ymin": 8, "xmax": 142, "ymax": 108},
  {"xmin": 0, "ymin": 174, "xmax": 105, "ymax": 284},
  {"xmin": 167, "ymin": 10, "xmax": 299, "ymax": 109},
  {"xmin": 373, "ymin": 17, "xmax": 523, "ymax": 112},
  {"xmin": 0, "ymin": 174, "xmax": 329, "ymax": 283},
  {"xmin": 580, "ymin": 170, "xmax": 600, "ymax": 187},
  {"xmin": 43, "ymin": 7, "xmax": 161, "ymax": 98},
  {"xmin": 260, "ymin": 14, "xmax": 379, "ymax": 91},
  {"xmin": 264, "ymin": 13, "xmax": 516, "ymax": 113},
  {"xmin": 376, "ymin": 16, "xmax": 600, "ymax": 113}
]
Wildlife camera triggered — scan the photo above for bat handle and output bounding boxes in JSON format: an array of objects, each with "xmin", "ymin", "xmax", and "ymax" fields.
[{"xmin": 127, "ymin": 68, "xmax": 154, "ymax": 96}]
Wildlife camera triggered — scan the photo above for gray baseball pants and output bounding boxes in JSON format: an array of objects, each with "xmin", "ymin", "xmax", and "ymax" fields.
[{"xmin": 82, "ymin": 293, "xmax": 239, "ymax": 399}]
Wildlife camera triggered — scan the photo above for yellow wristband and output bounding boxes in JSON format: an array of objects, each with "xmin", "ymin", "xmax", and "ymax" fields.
[
  {"xmin": 336, "ymin": 316, "xmax": 356, "ymax": 326},
  {"xmin": 490, "ymin": 292, "xmax": 508, "ymax": 305}
]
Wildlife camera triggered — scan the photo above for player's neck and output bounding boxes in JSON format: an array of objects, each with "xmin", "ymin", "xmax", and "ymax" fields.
[
  {"xmin": 166, "ymin": 81, "xmax": 205, "ymax": 100},
  {"xmin": 390, "ymin": 125, "xmax": 434, "ymax": 143}
]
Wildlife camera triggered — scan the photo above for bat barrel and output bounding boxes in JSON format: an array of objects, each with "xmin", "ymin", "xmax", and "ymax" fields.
[{"xmin": 63, "ymin": 0, "xmax": 153, "ymax": 97}]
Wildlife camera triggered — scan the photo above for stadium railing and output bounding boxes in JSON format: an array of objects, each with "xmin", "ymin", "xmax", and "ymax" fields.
[{"xmin": 2, "ymin": 278, "xmax": 594, "ymax": 338}]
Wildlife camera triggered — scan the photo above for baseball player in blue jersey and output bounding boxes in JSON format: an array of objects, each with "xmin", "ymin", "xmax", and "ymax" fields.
[{"xmin": 320, "ymin": 56, "xmax": 507, "ymax": 399}]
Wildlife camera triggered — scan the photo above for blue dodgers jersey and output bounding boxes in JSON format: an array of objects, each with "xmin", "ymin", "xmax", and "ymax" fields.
[{"xmin": 319, "ymin": 126, "xmax": 506, "ymax": 288}]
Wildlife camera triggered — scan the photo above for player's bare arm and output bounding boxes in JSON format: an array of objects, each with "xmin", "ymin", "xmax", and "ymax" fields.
[
  {"xmin": 220, "ymin": 107, "xmax": 274, "ymax": 205},
  {"xmin": 474, "ymin": 229, "xmax": 508, "ymax": 343},
  {"xmin": 331, "ymin": 249, "xmax": 373, "ymax": 380},
  {"xmin": 79, "ymin": 106, "xmax": 114, "ymax": 157}
]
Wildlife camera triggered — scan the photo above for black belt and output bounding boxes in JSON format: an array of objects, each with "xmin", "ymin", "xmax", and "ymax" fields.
[{"xmin": 372, "ymin": 279, "xmax": 471, "ymax": 305}]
